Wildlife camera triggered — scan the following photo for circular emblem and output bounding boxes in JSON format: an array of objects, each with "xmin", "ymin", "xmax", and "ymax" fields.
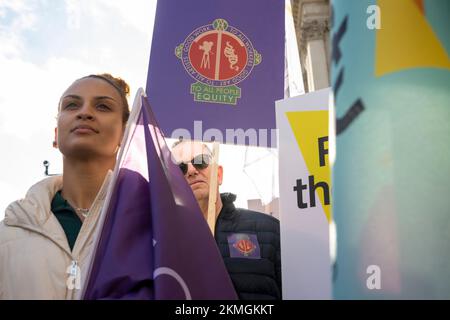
[
  {"xmin": 179, "ymin": 19, "xmax": 260, "ymax": 87},
  {"xmin": 234, "ymin": 239, "xmax": 256, "ymax": 255}
]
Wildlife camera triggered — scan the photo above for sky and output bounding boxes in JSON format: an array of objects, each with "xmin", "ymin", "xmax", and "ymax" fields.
[{"xmin": 0, "ymin": 0, "xmax": 273, "ymax": 220}]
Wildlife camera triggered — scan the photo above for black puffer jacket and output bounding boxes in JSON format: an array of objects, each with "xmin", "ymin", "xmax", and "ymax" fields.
[{"xmin": 214, "ymin": 193, "xmax": 282, "ymax": 300}]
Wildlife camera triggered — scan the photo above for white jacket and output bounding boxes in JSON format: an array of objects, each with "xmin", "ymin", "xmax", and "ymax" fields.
[{"xmin": 0, "ymin": 172, "xmax": 111, "ymax": 299}]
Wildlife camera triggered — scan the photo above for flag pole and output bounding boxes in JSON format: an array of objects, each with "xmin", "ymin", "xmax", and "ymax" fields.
[{"xmin": 207, "ymin": 142, "xmax": 220, "ymax": 235}]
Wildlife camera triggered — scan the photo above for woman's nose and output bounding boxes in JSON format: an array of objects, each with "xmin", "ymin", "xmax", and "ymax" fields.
[{"xmin": 76, "ymin": 103, "xmax": 95, "ymax": 120}]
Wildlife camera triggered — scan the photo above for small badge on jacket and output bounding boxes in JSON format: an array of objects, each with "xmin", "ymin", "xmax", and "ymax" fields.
[{"xmin": 227, "ymin": 233, "xmax": 261, "ymax": 259}]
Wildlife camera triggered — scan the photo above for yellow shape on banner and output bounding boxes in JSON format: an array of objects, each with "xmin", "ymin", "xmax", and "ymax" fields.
[
  {"xmin": 375, "ymin": 0, "xmax": 450, "ymax": 77},
  {"xmin": 286, "ymin": 111, "xmax": 331, "ymax": 222}
]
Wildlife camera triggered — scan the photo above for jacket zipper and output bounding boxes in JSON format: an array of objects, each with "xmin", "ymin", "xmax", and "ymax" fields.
[{"xmin": 67, "ymin": 260, "xmax": 81, "ymax": 290}]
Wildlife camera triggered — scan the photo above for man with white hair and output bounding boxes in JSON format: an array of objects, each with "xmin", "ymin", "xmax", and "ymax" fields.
[{"xmin": 172, "ymin": 139, "xmax": 282, "ymax": 300}]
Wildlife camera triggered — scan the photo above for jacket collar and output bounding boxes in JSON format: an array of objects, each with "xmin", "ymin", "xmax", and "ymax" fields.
[
  {"xmin": 4, "ymin": 175, "xmax": 72, "ymax": 253},
  {"xmin": 4, "ymin": 171, "xmax": 112, "ymax": 256},
  {"xmin": 218, "ymin": 192, "xmax": 237, "ymax": 220},
  {"xmin": 5, "ymin": 175, "xmax": 63, "ymax": 231}
]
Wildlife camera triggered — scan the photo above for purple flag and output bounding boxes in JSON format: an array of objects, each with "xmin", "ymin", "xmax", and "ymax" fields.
[
  {"xmin": 146, "ymin": 0, "xmax": 284, "ymax": 147},
  {"xmin": 83, "ymin": 93, "xmax": 237, "ymax": 299}
]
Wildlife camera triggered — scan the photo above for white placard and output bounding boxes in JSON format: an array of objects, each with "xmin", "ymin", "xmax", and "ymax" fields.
[{"xmin": 276, "ymin": 88, "xmax": 332, "ymax": 299}]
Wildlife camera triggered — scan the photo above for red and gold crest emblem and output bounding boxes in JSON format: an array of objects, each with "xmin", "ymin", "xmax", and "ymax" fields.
[{"xmin": 176, "ymin": 19, "xmax": 261, "ymax": 105}]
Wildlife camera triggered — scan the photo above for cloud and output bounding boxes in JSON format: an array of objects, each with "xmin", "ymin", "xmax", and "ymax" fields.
[
  {"xmin": 65, "ymin": 0, "xmax": 81, "ymax": 30},
  {"xmin": 62, "ymin": 0, "xmax": 156, "ymax": 37},
  {"xmin": 0, "ymin": 31, "xmax": 22, "ymax": 57},
  {"xmin": 0, "ymin": 0, "xmax": 38, "ymax": 58},
  {"xmin": 93, "ymin": 0, "xmax": 157, "ymax": 35}
]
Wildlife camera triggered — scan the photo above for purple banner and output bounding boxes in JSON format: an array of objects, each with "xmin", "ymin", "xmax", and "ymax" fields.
[
  {"xmin": 83, "ymin": 95, "xmax": 237, "ymax": 300},
  {"xmin": 146, "ymin": 0, "xmax": 284, "ymax": 147}
]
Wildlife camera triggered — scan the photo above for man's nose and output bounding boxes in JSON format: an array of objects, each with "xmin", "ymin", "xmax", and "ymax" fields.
[{"xmin": 186, "ymin": 162, "xmax": 198, "ymax": 176}]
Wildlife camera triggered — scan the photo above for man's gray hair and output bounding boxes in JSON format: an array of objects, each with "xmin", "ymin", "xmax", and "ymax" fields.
[{"xmin": 171, "ymin": 138, "xmax": 213, "ymax": 156}]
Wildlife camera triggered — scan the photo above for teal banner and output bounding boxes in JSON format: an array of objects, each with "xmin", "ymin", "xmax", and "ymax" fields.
[{"xmin": 331, "ymin": 0, "xmax": 450, "ymax": 299}]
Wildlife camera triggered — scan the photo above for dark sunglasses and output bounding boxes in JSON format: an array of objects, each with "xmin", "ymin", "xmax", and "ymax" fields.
[{"xmin": 178, "ymin": 154, "xmax": 212, "ymax": 175}]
